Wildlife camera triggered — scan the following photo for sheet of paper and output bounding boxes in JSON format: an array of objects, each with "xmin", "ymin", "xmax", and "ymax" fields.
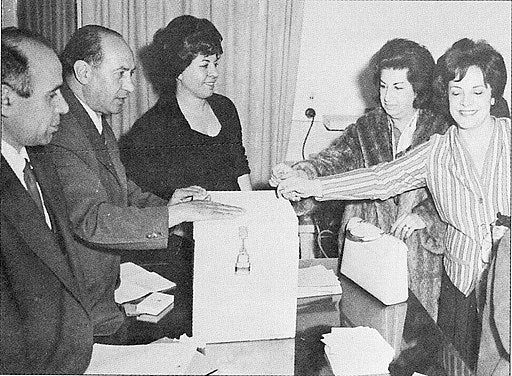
[
  {"xmin": 84, "ymin": 341, "xmax": 197, "ymax": 375},
  {"xmin": 136, "ymin": 292, "xmax": 174, "ymax": 315},
  {"xmin": 193, "ymin": 191, "xmax": 299, "ymax": 343},
  {"xmin": 297, "ymin": 285, "xmax": 342, "ymax": 299},
  {"xmin": 297, "ymin": 265, "xmax": 342, "ymax": 298},
  {"xmin": 322, "ymin": 327, "xmax": 394, "ymax": 376},
  {"xmin": 115, "ymin": 262, "xmax": 176, "ymax": 304}
]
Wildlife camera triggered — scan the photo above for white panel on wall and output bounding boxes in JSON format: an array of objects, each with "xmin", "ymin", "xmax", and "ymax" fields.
[
  {"xmin": 1, "ymin": 0, "xmax": 18, "ymax": 27},
  {"xmin": 287, "ymin": 0, "xmax": 511, "ymax": 162},
  {"xmin": 293, "ymin": 0, "xmax": 511, "ymax": 121}
]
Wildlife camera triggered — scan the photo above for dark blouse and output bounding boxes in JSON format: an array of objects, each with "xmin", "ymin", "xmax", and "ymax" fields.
[{"xmin": 120, "ymin": 93, "xmax": 250, "ymax": 200}]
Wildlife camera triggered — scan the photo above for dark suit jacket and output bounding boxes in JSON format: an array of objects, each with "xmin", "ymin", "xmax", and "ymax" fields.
[
  {"xmin": 44, "ymin": 83, "xmax": 170, "ymax": 336},
  {"xmin": 48, "ymin": 84, "xmax": 169, "ymax": 249},
  {"xmin": 0, "ymin": 152, "xmax": 93, "ymax": 374}
]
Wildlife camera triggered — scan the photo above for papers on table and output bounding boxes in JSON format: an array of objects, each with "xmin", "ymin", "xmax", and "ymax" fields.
[
  {"xmin": 298, "ymin": 264, "xmax": 342, "ymax": 298},
  {"xmin": 114, "ymin": 262, "xmax": 176, "ymax": 304},
  {"xmin": 322, "ymin": 327, "xmax": 394, "ymax": 376},
  {"xmin": 135, "ymin": 292, "xmax": 174, "ymax": 316},
  {"xmin": 84, "ymin": 336, "xmax": 201, "ymax": 375}
]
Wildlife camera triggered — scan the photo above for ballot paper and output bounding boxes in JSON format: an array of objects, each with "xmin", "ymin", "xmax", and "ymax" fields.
[
  {"xmin": 114, "ymin": 262, "xmax": 176, "ymax": 304},
  {"xmin": 322, "ymin": 327, "xmax": 395, "ymax": 376},
  {"xmin": 297, "ymin": 264, "xmax": 342, "ymax": 298},
  {"xmin": 84, "ymin": 337, "xmax": 199, "ymax": 375},
  {"xmin": 193, "ymin": 191, "xmax": 299, "ymax": 343}
]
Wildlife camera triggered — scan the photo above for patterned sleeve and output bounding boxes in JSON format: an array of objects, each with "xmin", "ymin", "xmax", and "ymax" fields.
[
  {"xmin": 294, "ymin": 121, "xmax": 365, "ymax": 178},
  {"xmin": 291, "ymin": 121, "xmax": 365, "ymax": 215},
  {"xmin": 317, "ymin": 139, "xmax": 431, "ymax": 201}
]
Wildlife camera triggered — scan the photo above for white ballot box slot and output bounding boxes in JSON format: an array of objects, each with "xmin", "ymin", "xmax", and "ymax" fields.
[{"xmin": 193, "ymin": 191, "xmax": 299, "ymax": 344}]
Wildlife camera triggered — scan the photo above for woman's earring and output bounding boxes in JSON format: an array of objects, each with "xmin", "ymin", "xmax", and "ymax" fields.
[{"xmin": 491, "ymin": 98, "xmax": 496, "ymax": 106}]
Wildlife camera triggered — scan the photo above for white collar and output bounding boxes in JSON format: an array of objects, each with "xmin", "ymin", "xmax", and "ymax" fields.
[
  {"xmin": 76, "ymin": 95, "xmax": 103, "ymax": 134},
  {"xmin": 1, "ymin": 139, "xmax": 30, "ymax": 187},
  {"xmin": 389, "ymin": 110, "xmax": 419, "ymax": 156},
  {"xmin": 1, "ymin": 139, "xmax": 53, "ymax": 228}
]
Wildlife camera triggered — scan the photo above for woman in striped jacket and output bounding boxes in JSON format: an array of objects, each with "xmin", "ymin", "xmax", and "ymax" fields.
[{"xmin": 274, "ymin": 38, "xmax": 510, "ymax": 371}]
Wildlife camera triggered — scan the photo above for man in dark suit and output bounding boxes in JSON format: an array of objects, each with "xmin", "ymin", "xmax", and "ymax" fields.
[
  {"xmin": 1, "ymin": 27, "xmax": 93, "ymax": 374},
  {"xmin": 45, "ymin": 25, "xmax": 244, "ymax": 342}
]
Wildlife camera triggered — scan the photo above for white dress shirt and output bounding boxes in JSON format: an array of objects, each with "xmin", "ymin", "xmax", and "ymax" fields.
[
  {"xmin": 1, "ymin": 140, "xmax": 52, "ymax": 228},
  {"xmin": 389, "ymin": 110, "xmax": 419, "ymax": 157},
  {"xmin": 76, "ymin": 95, "xmax": 103, "ymax": 134}
]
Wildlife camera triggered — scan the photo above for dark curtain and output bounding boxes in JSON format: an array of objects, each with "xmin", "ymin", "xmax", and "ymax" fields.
[{"xmin": 17, "ymin": 0, "xmax": 76, "ymax": 53}]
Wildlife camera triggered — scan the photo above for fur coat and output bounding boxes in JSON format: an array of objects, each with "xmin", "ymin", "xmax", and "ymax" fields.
[{"xmin": 293, "ymin": 107, "xmax": 450, "ymax": 319}]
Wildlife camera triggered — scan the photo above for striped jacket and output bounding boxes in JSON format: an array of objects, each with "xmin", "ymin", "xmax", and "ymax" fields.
[{"xmin": 317, "ymin": 117, "xmax": 510, "ymax": 296}]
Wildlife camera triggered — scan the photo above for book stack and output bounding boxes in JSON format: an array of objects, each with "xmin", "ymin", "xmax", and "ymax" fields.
[
  {"xmin": 123, "ymin": 292, "xmax": 175, "ymax": 323},
  {"xmin": 297, "ymin": 264, "xmax": 342, "ymax": 300},
  {"xmin": 297, "ymin": 263, "xmax": 343, "ymax": 329},
  {"xmin": 115, "ymin": 262, "xmax": 176, "ymax": 323}
]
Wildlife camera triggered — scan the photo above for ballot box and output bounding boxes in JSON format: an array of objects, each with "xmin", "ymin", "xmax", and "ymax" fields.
[{"xmin": 193, "ymin": 191, "xmax": 299, "ymax": 344}]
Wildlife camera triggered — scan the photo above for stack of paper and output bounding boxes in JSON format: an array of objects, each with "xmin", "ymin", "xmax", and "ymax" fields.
[
  {"xmin": 114, "ymin": 262, "xmax": 176, "ymax": 304},
  {"xmin": 134, "ymin": 292, "xmax": 174, "ymax": 316},
  {"xmin": 85, "ymin": 336, "xmax": 207, "ymax": 375},
  {"xmin": 298, "ymin": 264, "xmax": 342, "ymax": 298},
  {"xmin": 322, "ymin": 327, "xmax": 394, "ymax": 375}
]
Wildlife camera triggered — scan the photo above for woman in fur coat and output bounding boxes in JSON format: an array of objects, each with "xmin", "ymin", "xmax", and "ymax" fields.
[{"xmin": 272, "ymin": 38, "xmax": 450, "ymax": 319}]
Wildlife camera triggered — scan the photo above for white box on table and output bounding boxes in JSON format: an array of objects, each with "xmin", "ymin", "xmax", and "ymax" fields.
[{"xmin": 193, "ymin": 191, "xmax": 299, "ymax": 344}]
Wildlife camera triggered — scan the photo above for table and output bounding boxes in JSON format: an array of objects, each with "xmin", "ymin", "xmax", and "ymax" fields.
[
  {"xmin": 125, "ymin": 258, "xmax": 472, "ymax": 375},
  {"xmin": 202, "ymin": 259, "xmax": 472, "ymax": 375}
]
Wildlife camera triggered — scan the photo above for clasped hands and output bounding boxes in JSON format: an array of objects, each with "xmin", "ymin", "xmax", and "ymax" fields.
[
  {"xmin": 269, "ymin": 163, "xmax": 322, "ymax": 201},
  {"xmin": 167, "ymin": 186, "xmax": 245, "ymax": 224}
]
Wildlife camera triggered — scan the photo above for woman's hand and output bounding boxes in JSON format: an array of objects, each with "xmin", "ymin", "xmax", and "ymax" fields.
[
  {"xmin": 269, "ymin": 163, "xmax": 307, "ymax": 187},
  {"xmin": 276, "ymin": 177, "xmax": 322, "ymax": 201},
  {"xmin": 169, "ymin": 186, "xmax": 210, "ymax": 205},
  {"xmin": 391, "ymin": 213, "xmax": 426, "ymax": 240}
]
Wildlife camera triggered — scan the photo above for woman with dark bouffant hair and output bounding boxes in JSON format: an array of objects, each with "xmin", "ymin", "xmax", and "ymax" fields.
[
  {"xmin": 120, "ymin": 15, "xmax": 251, "ymax": 201},
  {"xmin": 372, "ymin": 38, "xmax": 437, "ymax": 109},
  {"xmin": 275, "ymin": 38, "xmax": 510, "ymax": 371},
  {"xmin": 271, "ymin": 38, "xmax": 450, "ymax": 320}
]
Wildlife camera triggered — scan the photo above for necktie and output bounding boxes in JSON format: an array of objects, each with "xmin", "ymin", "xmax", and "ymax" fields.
[
  {"xmin": 99, "ymin": 128, "xmax": 106, "ymax": 144},
  {"xmin": 23, "ymin": 159, "xmax": 45, "ymax": 215},
  {"xmin": 100, "ymin": 116, "xmax": 110, "ymax": 144}
]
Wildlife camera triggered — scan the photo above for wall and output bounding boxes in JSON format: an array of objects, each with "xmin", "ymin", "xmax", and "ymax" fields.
[
  {"xmin": 1, "ymin": 0, "xmax": 18, "ymax": 27},
  {"xmin": 286, "ymin": 0, "xmax": 512, "ymax": 162}
]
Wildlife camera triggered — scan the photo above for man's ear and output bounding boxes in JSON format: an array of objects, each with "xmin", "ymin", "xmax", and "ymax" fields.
[
  {"xmin": 73, "ymin": 60, "xmax": 92, "ymax": 85},
  {"xmin": 1, "ymin": 84, "xmax": 19, "ymax": 117}
]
